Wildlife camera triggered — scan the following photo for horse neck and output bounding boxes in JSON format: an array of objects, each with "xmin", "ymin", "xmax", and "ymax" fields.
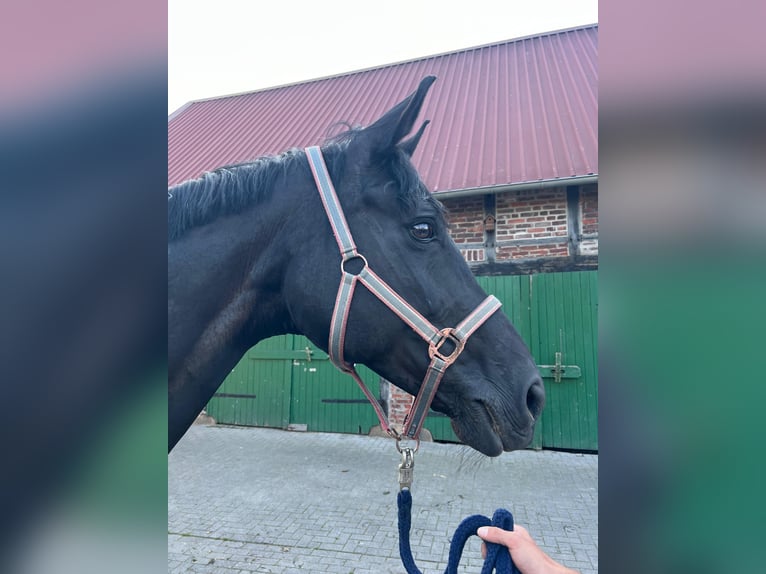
[{"xmin": 168, "ymin": 187, "xmax": 300, "ymax": 377}]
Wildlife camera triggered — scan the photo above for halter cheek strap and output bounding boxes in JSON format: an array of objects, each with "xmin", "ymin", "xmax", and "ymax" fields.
[{"xmin": 306, "ymin": 146, "xmax": 501, "ymax": 441}]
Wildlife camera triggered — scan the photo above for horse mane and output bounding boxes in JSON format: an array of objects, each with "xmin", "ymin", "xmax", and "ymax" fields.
[{"xmin": 167, "ymin": 128, "xmax": 441, "ymax": 242}]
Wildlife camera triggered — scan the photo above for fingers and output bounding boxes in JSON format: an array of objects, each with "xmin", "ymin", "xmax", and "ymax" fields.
[
  {"xmin": 477, "ymin": 525, "xmax": 509, "ymax": 544},
  {"xmin": 477, "ymin": 525, "xmax": 515, "ymax": 553},
  {"xmin": 477, "ymin": 525, "xmax": 576, "ymax": 574},
  {"xmin": 477, "ymin": 525, "xmax": 531, "ymax": 550}
]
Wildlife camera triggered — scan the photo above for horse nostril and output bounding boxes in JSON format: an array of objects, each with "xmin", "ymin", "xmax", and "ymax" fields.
[{"xmin": 526, "ymin": 376, "xmax": 545, "ymax": 421}]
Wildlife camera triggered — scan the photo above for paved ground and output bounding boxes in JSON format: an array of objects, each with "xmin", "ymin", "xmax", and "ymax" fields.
[{"xmin": 169, "ymin": 425, "xmax": 597, "ymax": 573}]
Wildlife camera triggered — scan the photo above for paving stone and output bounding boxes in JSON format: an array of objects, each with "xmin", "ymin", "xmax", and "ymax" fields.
[{"xmin": 169, "ymin": 425, "xmax": 597, "ymax": 573}]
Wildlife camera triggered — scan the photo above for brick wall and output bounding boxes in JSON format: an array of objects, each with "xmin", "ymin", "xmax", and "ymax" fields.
[
  {"xmin": 440, "ymin": 184, "xmax": 598, "ymax": 264},
  {"xmin": 580, "ymin": 185, "xmax": 598, "ymax": 236},
  {"xmin": 460, "ymin": 248, "xmax": 486, "ymax": 262},
  {"xmin": 495, "ymin": 189, "xmax": 569, "ymax": 240},
  {"xmin": 496, "ymin": 243, "xmax": 570, "ymax": 259},
  {"xmin": 579, "ymin": 184, "xmax": 598, "ymax": 255},
  {"xmin": 445, "ymin": 195, "xmax": 485, "ymax": 244},
  {"xmin": 388, "ymin": 386, "xmax": 414, "ymax": 429}
]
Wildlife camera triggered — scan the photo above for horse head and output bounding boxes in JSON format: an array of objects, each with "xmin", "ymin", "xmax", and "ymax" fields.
[{"xmin": 282, "ymin": 77, "xmax": 545, "ymax": 456}]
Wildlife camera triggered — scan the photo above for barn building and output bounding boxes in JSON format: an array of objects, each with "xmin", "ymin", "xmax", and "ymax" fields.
[{"xmin": 168, "ymin": 24, "xmax": 598, "ymax": 451}]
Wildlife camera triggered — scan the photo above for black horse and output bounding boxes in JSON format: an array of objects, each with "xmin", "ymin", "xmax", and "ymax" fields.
[{"xmin": 168, "ymin": 77, "xmax": 544, "ymax": 456}]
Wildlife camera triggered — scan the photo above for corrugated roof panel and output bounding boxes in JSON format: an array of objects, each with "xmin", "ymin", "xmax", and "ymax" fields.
[{"xmin": 168, "ymin": 25, "xmax": 598, "ymax": 191}]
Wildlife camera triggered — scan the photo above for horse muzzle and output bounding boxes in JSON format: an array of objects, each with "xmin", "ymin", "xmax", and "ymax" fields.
[{"xmin": 449, "ymin": 371, "xmax": 545, "ymax": 456}]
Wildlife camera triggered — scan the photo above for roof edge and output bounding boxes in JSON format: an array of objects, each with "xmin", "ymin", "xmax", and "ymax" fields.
[
  {"xmin": 168, "ymin": 100, "xmax": 193, "ymax": 121},
  {"xmin": 178, "ymin": 23, "xmax": 598, "ymax": 108},
  {"xmin": 433, "ymin": 175, "xmax": 599, "ymax": 199}
]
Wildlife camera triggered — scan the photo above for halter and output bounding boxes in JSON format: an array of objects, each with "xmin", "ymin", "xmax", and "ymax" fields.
[{"xmin": 306, "ymin": 146, "xmax": 501, "ymax": 443}]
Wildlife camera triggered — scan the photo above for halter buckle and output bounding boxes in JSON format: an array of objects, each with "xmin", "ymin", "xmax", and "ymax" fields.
[{"xmin": 428, "ymin": 328, "xmax": 465, "ymax": 364}]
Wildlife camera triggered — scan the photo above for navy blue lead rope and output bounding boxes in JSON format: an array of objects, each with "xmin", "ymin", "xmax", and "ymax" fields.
[{"xmin": 397, "ymin": 489, "xmax": 520, "ymax": 574}]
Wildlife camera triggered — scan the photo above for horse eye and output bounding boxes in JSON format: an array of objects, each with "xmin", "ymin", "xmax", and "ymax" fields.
[{"xmin": 410, "ymin": 222, "xmax": 434, "ymax": 241}]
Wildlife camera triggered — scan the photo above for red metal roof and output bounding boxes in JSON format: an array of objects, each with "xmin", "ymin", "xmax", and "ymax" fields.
[{"xmin": 168, "ymin": 25, "xmax": 597, "ymax": 192}]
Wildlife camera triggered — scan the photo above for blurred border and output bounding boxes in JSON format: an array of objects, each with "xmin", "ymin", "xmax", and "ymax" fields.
[
  {"xmin": 600, "ymin": 1, "xmax": 765, "ymax": 572},
  {"xmin": 1, "ymin": 2, "xmax": 167, "ymax": 573}
]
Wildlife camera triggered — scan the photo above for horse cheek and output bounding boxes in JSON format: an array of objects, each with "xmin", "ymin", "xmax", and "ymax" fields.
[{"xmin": 282, "ymin": 260, "xmax": 336, "ymax": 349}]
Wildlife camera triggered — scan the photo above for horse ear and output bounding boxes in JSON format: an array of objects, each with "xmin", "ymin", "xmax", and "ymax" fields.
[
  {"xmin": 399, "ymin": 120, "xmax": 430, "ymax": 157},
  {"xmin": 357, "ymin": 76, "xmax": 436, "ymax": 155}
]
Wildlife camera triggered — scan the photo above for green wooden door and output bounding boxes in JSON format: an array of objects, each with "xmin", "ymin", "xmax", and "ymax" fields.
[
  {"xmin": 206, "ymin": 335, "xmax": 292, "ymax": 428},
  {"xmin": 288, "ymin": 336, "xmax": 381, "ymax": 434},
  {"xmin": 207, "ymin": 335, "xmax": 380, "ymax": 435},
  {"xmin": 530, "ymin": 271, "xmax": 598, "ymax": 451},
  {"xmin": 424, "ymin": 271, "xmax": 597, "ymax": 451}
]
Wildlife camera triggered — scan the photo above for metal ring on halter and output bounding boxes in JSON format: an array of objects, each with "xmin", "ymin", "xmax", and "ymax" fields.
[
  {"xmin": 395, "ymin": 437, "xmax": 420, "ymax": 454},
  {"xmin": 340, "ymin": 253, "xmax": 368, "ymax": 276},
  {"xmin": 428, "ymin": 328, "xmax": 465, "ymax": 364}
]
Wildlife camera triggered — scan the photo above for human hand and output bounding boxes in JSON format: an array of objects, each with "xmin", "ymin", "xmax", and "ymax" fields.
[{"xmin": 477, "ymin": 525, "xmax": 579, "ymax": 574}]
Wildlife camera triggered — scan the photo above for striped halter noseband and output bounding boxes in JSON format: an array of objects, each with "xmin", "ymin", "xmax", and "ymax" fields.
[{"xmin": 305, "ymin": 146, "xmax": 501, "ymax": 444}]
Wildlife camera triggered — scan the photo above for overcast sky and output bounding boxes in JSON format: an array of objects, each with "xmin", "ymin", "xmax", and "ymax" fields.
[{"xmin": 169, "ymin": 0, "xmax": 598, "ymax": 114}]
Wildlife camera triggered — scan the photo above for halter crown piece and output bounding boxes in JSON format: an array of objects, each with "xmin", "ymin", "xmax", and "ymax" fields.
[{"xmin": 306, "ymin": 146, "xmax": 501, "ymax": 443}]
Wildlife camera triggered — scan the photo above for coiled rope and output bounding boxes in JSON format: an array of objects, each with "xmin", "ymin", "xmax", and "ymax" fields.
[{"xmin": 397, "ymin": 488, "xmax": 520, "ymax": 574}]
